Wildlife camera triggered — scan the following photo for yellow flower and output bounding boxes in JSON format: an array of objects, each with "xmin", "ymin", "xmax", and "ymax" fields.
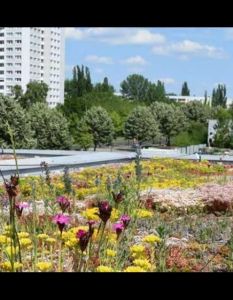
[
  {"xmin": 124, "ymin": 266, "xmax": 145, "ymax": 272},
  {"xmin": 107, "ymin": 233, "xmax": 117, "ymax": 245},
  {"xmin": 110, "ymin": 208, "xmax": 120, "ymax": 222},
  {"xmin": 0, "ymin": 235, "xmax": 8, "ymax": 245},
  {"xmin": 133, "ymin": 259, "xmax": 152, "ymax": 271},
  {"xmin": 142, "ymin": 235, "xmax": 161, "ymax": 244},
  {"xmin": 82, "ymin": 208, "xmax": 99, "ymax": 221},
  {"xmin": 19, "ymin": 238, "xmax": 32, "ymax": 248},
  {"xmin": 0, "ymin": 261, "xmax": 23, "ymax": 271},
  {"xmin": 136, "ymin": 209, "xmax": 153, "ymax": 218},
  {"xmin": 18, "ymin": 232, "xmax": 30, "ymax": 239},
  {"xmin": 65, "ymin": 238, "xmax": 77, "ymax": 249},
  {"xmin": 37, "ymin": 234, "xmax": 49, "ymax": 240},
  {"xmin": 5, "ymin": 246, "xmax": 19, "ymax": 257},
  {"xmin": 96, "ymin": 265, "xmax": 114, "ymax": 272},
  {"xmin": 36, "ymin": 262, "xmax": 53, "ymax": 271},
  {"xmin": 130, "ymin": 244, "xmax": 145, "ymax": 253},
  {"xmin": 46, "ymin": 238, "xmax": 56, "ymax": 244},
  {"xmin": 106, "ymin": 249, "xmax": 117, "ymax": 257}
]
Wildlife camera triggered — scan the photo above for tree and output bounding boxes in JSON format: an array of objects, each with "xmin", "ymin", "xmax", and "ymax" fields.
[
  {"xmin": 0, "ymin": 95, "xmax": 36, "ymax": 148},
  {"xmin": 94, "ymin": 77, "xmax": 115, "ymax": 93},
  {"xmin": 19, "ymin": 81, "xmax": 49, "ymax": 109},
  {"xmin": 82, "ymin": 106, "xmax": 114, "ymax": 151},
  {"xmin": 28, "ymin": 103, "xmax": 72, "ymax": 149},
  {"xmin": 213, "ymin": 106, "xmax": 232, "ymax": 127},
  {"xmin": 120, "ymin": 74, "xmax": 149, "ymax": 101},
  {"xmin": 144, "ymin": 81, "xmax": 167, "ymax": 103},
  {"xmin": 204, "ymin": 90, "xmax": 208, "ymax": 106},
  {"xmin": 213, "ymin": 121, "xmax": 233, "ymax": 148},
  {"xmin": 69, "ymin": 65, "xmax": 93, "ymax": 97},
  {"xmin": 11, "ymin": 85, "xmax": 23, "ymax": 101},
  {"xmin": 124, "ymin": 106, "xmax": 160, "ymax": 145},
  {"xmin": 76, "ymin": 122, "xmax": 93, "ymax": 151},
  {"xmin": 150, "ymin": 102, "xmax": 188, "ymax": 146},
  {"xmin": 181, "ymin": 82, "xmax": 190, "ymax": 96},
  {"xmin": 110, "ymin": 111, "xmax": 124, "ymax": 137},
  {"xmin": 212, "ymin": 84, "xmax": 227, "ymax": 108},
  {"xmin": 181, "ymin": 101, "xmax": 212, "ymax": 124}
]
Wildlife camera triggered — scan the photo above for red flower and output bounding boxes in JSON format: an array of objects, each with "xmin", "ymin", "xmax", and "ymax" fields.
[{"xmin": 97, "ymin": 201, "xmax": 112, "ymax": 224}]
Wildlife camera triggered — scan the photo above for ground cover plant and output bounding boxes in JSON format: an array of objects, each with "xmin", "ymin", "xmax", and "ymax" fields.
[{"xmin": 0, "ymin": 157, "xmax": 233, "ymax": 272}]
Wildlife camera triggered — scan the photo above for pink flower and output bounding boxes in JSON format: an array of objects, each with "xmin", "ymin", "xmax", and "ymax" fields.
[
  {"xmin": 15, "ymin": 202, "xmax": 29, "ymax": 218},
  {"xmin": 120, "ymin": 215, "xmax": 131, "ymax": 228},
  {"xmin": 56, "ymin": 196, "xmax": 70, "ymax": 213},
  {"xmin": 113, "ymin": 222, "xmax": 124, "ymax": 239},
  {"xmin": 53, "ymin": 214, "xmax": 70, "ymax": 233}
]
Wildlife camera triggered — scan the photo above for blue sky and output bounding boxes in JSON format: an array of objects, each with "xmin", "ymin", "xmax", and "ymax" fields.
[{"xmin": 65, "ymin": 28, "xmax": 233, "ymax": 98}]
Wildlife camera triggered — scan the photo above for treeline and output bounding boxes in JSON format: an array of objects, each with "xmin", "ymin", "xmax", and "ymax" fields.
[{"xmin": 0, "ymin": 64, "xmax": 231, "ymax": 150}]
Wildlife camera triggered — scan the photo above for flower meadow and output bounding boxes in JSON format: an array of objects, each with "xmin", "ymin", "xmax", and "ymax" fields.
[{"xmin": 1, "ymin": 158, "xmax": 233, "ymax": 272}]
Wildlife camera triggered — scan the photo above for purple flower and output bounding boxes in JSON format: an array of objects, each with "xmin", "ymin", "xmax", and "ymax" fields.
[
  {"xmin": 120, "ymin": 215, "xmax": 131, "ymax": 228},
  {"xmin": 53, "ymin": 214, "xmax": 70, "ymax": 233},
  {"xmin": 97, "ymin": 201, "xmax": 112, "ymax": 224},
  {"xmin": 15, "ymin": 202, "xmax": 29, "ymax": 218},
  {"xmin": 76, "ymin": 229, "xmax": 90, "ymax": 252},
  {"xmin": 56, "ymin": 196, "xmax": 70, "ymax": 213},
  {"xmin": 113, "ymin": 222, "xmax": 124, "ymax": 239}
]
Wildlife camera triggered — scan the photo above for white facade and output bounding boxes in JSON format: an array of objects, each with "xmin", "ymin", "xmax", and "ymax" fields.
[
  {"xmin": 167, "ymin": 95, "xmax": 233, "ymax": 107},
  {"xmin": 0, "ymin": 27, "xmax": 64, "ymax": 107},
  {"xmin": 167, "ymin": 95, "xmax": 211, "ymax": 104}
]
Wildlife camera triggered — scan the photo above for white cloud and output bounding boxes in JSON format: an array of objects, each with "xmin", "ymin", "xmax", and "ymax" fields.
[
  {"xmin": 65, "ymin": 27, "xmax": 166, "ymax": 45},
  {"xmin": 64, "ymin": 28, "xmax": 85, "ymax": 40},
  {"xmin": 105, "ymin": 29, "xmax": 166, "ymax": 45},
  {"xmin": 152, "ymin": 39, "xmax": 227, "ymax": 59},
  {"xmin": 121, "ymin": 55, "xmax": 147, "ymax": 66},
  {"xmin": 159, "ymin": 78, "xmax": 175, "ymax": 85},
  {"xmin": 85, "ymin": 55, "xmax": 113, "ymax": 64}
]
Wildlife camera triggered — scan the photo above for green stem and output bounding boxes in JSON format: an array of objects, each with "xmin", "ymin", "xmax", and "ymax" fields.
[
  {"xmin": 58, "ymin": 234, "xmax": 63, "ymax": 272},
  {"xmin": 97, "ymin": 222, "xmax": 106, "ymax": 254}
]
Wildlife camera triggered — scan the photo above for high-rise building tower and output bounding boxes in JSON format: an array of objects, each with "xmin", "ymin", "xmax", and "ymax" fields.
[{"xmin": 0, "ymin": 27, "xmax": 65, "ymax": 107}]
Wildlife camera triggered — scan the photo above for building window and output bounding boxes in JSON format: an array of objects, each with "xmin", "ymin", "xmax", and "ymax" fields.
[
  {"xmin": 7, "ymin": 40, "xmax": 13, "ymax": 44},
  {"xmin": 0, "ymin": 71, "xmax": 4, "ymax": 74},
  {"xmin": 0, "ymin": 49, "xmax": 4, "ymax": 52},
  {"xmin": 15, "ymin": 47, "xmax": 21, "ymax": 51},
  {"xmin": 0, "ymin": 41, "xmax": 4, "ymax": 44},
  {"xmin": 0, "ymin": 56, "xmax": 4, "ymax": 59},
  {"xmin": 7, "ymin": 63, "xmax": 13, "ymax": 66},
  {"xmin": 7, "ymin": 48, "xmax": 13, "ymax": 51},
  {"xmin": 16, "ymin": 40, "xmax": 22, "ymax": 43},
  {"xmin": 0, "ymin": 85, "xmax": 4, "ymax": 90},
  {"xmin": 7, "ymin": 71, "xmax": 13, "ymax": 74},
  {"xmin": 7, "ymin": 55, "xmax": 13, "ymax": 59},
  {"xmin": 0, "ymin": 63, "xmax": 4, "ymax": 67},
  {"xmin": 0, "ymin": 33, "xmax": 4, "ymax": 37}
]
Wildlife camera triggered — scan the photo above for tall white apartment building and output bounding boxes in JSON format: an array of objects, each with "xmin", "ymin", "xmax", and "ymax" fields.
[{"xmin": 0, "ymin": 27, "xmax": 65, "ymax": 107}]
